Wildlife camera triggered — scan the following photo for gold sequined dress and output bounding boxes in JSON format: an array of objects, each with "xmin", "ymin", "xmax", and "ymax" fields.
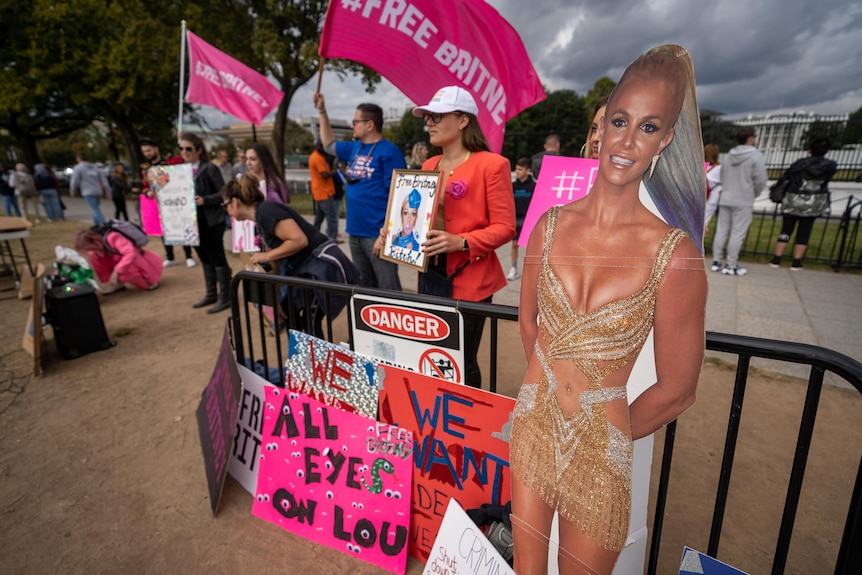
[{"xmin": 510, "ymin": 206, "xmax": 686, "ymax": 552}]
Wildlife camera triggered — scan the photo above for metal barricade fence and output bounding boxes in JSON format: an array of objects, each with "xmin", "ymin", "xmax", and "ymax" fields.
[{"xmin": 229, "ymin": 271, "xmax": 862, "ymax": 575}]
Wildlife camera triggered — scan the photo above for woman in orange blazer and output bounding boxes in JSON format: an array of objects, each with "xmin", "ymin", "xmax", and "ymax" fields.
[{"xmin": 392, "ymin": 85, "xmax": 515, "ymax": 388}]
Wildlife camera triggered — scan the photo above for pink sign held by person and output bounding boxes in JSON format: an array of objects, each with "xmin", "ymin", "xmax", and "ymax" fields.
[
  {"xmin": 319, "ymin": 0, "xmax": 545, "ymax": 153},
  {"xmin": 139, "ymin": 194, "xmax": 163, "ymax": 236},
  {"xmin": 518, "ymin": 156, "xmax": 599, "ymax": 246},
  {"xmin": 185, "ymin": 31, "xmax": 284, "ymax": 126}
]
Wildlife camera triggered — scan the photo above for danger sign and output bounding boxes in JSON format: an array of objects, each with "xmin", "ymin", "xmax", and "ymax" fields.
[{"xmin": 419, "ymin": 349, "xmax": 461, "ymax": 383}]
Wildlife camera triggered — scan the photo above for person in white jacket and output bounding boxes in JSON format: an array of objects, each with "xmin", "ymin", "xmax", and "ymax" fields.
[{"xmin": 709, "ymin": 128, "xmax": 767, "ymax": 276}]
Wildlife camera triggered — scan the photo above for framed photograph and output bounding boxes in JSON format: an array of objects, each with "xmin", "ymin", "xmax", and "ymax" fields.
[{"xmin": 379, "ymin": 169, "xmax": 441, "ymax": 272}]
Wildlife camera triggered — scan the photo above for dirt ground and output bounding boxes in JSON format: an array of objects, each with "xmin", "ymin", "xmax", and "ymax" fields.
[{"xmin": 0, "ymin": 219, "xmax": 859, "ymax": 575}]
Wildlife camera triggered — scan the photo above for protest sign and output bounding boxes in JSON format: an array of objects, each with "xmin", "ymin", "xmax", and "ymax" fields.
[
  {"xmin": 380, "ymin": 170, "xmax": 441, "ymax": 272},
  {"xmin": 146, "ymin": 164, "xmax": 198, "ymax": 246},
  {"xmin": 422, "ymin": 498, "xmax": 514, "ymax": 575},
  {"xmin": 231, "ymin": 217, "xmax": 260, "ymax": 253},
  {"xmin": 351, "ymin": 294, "xmax": 464, "ymax": 384},
  {"xmin": 518, "ymin": 156, "xmax": 598, "ymax": 246},
  {"xmin": 253, "ymin": 386, "xmax": 413, "ymax": 574},
  {"xmin": 286, "ymin": 330, "xmax": 381, "ymax": 419},
  {"xmin": 139, "ymin": 194, "xmax": 163, "ymax": 236},
  {"xmin": 228, "ymin": 364, "xmax": 271, "ymax": 494},
  {"xmin": 196, "ymin": 322, "xmax": 243, "ymax": 515},
  {"xmin": 679, "ymin": 548, "xmax": 749, "ymax": 575},
  {"xmin": 319, "ymin": 0, "xmax": 545, "ymax": 153},
  {"xmin": 379, "ymin": 365, "xmax": 515, "ymax": 561}
]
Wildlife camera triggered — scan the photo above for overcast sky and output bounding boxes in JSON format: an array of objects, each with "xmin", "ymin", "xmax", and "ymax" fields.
[{"xmin": 200, "ymin": 0, "xmax": 862, "ymax": 129}]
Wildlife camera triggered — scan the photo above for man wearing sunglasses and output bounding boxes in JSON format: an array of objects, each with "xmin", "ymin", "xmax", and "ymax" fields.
[{"xmin": 313, "ymin": 92, "xmax": 405, "ymax": 291}]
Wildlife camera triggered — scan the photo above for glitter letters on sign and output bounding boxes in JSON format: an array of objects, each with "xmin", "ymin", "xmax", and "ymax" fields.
[
  {"xmin": 285, "ymin": 330, "xmax": 381, "ymax": 419},
  {"xmin": 252, "ymin": 386, "xmax": 413, "ymax": 575}
]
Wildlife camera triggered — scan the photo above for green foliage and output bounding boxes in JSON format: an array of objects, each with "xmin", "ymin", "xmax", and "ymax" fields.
[
  {"xmin": 844, "ymin": 107, "xmax": 862, "ymax": 144},
  {"xmin": 284, "ymin": 118, "xmax": 315, "ymax": 154},
  {"xmin": 584, "ymin": 77, "xmax": 616, "ymax": 113},
  {"xmin": 803, "ymin": 121, "xmax": 845, "ymax": 149},
  {"xmin": 392, "ymin": 109, "xmax": 430, "ymax": 149},
  {"xmin": 502, "ymin": 89, "xmax": 588, "ymax": 163},
  {"xmin": 701, "ymin": 112, "xmax": 739, "ymax": 154}
]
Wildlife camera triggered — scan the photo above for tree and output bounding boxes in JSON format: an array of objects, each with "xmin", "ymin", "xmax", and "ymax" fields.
[
  {"xmin": 844, "ymin": 106, "xmax": 862, "ymax": 145},
  {"xmin": 196, "ymin": 1, "xmax": 380, "ymax": 166},
  {"xmin": 803, "ymin": 120, "xmax": 845, "ymax": 150},
  {"xmin": 502, "ymin": 89, "xmax": 588, "ymax": 163},
  {"xmin": 584, "ymin": 77, "xmax": 616, "ymax": 114},
  {"xmin": 392, "ymin": 109, "xmax": 430, "ymax": 150}
]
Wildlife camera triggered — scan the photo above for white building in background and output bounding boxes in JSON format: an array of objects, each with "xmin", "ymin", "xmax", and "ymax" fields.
[{"xmin": 734, "ymin": 112, "xmax": 849, "ymax": 151}]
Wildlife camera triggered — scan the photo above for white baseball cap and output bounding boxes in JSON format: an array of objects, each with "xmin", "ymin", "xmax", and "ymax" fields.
[{"xmin": 413, "ymin": 86, "xmax": 479, "ymax": 117}]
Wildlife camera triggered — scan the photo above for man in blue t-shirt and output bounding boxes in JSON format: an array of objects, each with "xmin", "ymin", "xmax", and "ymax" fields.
[{"xmin": 314, "ymin": 93, "xmax": 405, "ymax": 291}]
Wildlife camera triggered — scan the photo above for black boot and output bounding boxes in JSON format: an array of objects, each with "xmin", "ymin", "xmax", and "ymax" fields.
[
  {"xmin": 207, "ymin": 266, "xmax": 232, "ymax": 314},
  {"xmin": 192, "ymin": 263, "xmax": 217, "ymax": 308}
]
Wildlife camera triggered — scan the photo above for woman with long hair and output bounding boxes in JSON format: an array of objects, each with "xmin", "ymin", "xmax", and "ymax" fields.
[
  {"xmin": 181, "ymin": 133, "xmax": 230, "ymax": 313},
  {"xmin": 222, "ymin": 173, "xmax": 358, "ymax": 337},
  {"xmin": 510, "ymin": 45, "xmax": 707, "ymax": 574},
  {"xmin": 376, "ymin": 85, "xmax": 515, "ymax": 388},
  {"xmin": 703, "ymin": 143, "xmax": 722, "ymax": 230},
  {"xmin": 245, "ymin": 143, "xmax": 290, "ymax": 204},
  {"xmin": 581, "ymin": 95, "xmax": 609, "ymax": 160},
  {"xmin": 74, "ymin": 228, "xmax": 162, "ymax": 293},
  {"xmin": 409, "ymin": 141, "xmax": 429, "ymax": 169}
]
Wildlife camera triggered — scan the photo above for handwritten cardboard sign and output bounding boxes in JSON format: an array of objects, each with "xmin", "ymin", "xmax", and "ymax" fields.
[
  {"xmin": 227, "ymin": 364, "xmax": 271, "ymax": 494},
  {"xmin": 379, "ymin": 365, "xmax": 515, "ymax": 561},
  {"xmin": 422, "ymin": 498, "xmax": 514, "ymax": 575},
  {"xmin": 196, "ymin": 322, "xmax": 243, "ymax": 515},
  {"xmin": 286, "ymin": 330, "xmax": 381, "ymax": 419},
  {"xmin": 147, "ymin": 163, "xmax": 199, "ymax": 246},
  {"xmin": 252, "ymin": 386, "xmax": 413, "ymax": 574}
]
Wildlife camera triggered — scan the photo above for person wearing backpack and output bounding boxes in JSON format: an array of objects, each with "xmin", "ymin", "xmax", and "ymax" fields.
[
  {"xmin": 73, "ymin": 227, "xmax": 162, "ymax": 293},
  {"xmin": 34, "ymin": 164, "xmax": 64, "ymax": 221},
  {"xmin": 768, "ymin": 138, "xmax": 838, "ymax": 271},
  {"xmin": 0, "ymin": 163, "xmax": 22, "ymax": 217},
  {"xmin": 11, "ymin": 163, "xmax": 42, "ymax": 224}
]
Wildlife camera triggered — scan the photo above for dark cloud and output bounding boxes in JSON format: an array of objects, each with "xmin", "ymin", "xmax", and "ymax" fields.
[{"xmin": 492, "ymin": 0, "xmax": 862, "ymax": 116}]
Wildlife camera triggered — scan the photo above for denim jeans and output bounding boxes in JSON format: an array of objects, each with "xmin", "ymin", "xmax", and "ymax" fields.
[
  {"xmin": 83, "ymin": 194, "xmax": 106, "ymax": 225},
  {"xmin": 348, "ymin": 234, "xmax": 401, "ymax": 291},
  {"xmin": 39, "ymin": 188, "xmax": 63, "ymax": 220},
  {"xmin": 2, "ymin": 195, "xmax": 21, "ymax": 217},
  {"xmin": 313, "ymin": 197, "xmax": 340, "ymax": 240}
]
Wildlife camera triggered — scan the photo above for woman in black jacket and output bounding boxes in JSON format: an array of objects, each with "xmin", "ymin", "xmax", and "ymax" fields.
[{"xmin": 180, "ymin": 133, "xmax": 229, "ymax": 313}]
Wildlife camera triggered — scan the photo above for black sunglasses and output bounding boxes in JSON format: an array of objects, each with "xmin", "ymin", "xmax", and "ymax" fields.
[
  {"xmin": 180, "ymin": 146, "xmax": 196, "ymax": 152},
  {"xmin": 422, "ymin": 113, "xmax": 444, "ymax": 125}
]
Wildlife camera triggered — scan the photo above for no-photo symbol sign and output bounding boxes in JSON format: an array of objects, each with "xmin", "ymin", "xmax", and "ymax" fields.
[{"xmin": 419, "ymin": 349, "xmax": 460, "ymax": 383}]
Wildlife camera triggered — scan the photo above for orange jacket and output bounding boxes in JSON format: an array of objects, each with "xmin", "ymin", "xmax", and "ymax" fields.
[
  {"xmin": 423, "ymin": 151, "xmax": 515, "ymax": 301},
  {"xmin": 309, "ymin": 150, "xmax": 335, "ymax": 201}
]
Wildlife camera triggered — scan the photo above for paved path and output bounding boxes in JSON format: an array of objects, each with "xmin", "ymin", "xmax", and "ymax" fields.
[{"xmin": 60, "ymin": 195, "xmax": 862, "ymax": 388}]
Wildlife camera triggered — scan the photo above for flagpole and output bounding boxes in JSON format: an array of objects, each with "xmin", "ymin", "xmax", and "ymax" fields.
[
  {"xmin": 178, "ymin": 20, "xmax": 187, "ymax": 143},
  {"xmin": 316, "ymin": 57, "xmax": 325, "ymax": 94}
]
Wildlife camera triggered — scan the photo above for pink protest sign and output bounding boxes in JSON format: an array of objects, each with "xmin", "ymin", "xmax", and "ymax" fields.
[
  {"xmin": 253, "ymin": 386, "xmax": 413, "ymax": 574},
  {"xmin": 518, "ymin": 155, "xmax": 598, "ymax": 246},
  {"xmin": 319, "ymin": 0, "xmax": 545, "ymax": 153},
  {"xmin": 139, "ymin": 194, "xmax": 163, "ymax": 236}
]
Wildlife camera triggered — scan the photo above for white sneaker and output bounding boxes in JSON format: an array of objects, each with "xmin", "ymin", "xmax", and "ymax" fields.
[
  {"xmin": 186, "ymin": 258, "xmax": 197, "ymax": 268},
  {"xmin": 710, "ymin": 260, "xmax": 722, "ymax": 272},
  {"xmin": 163, "ymin": 259, "xmax": 177, "ymax": 268},
  {"xmin": 506, "ymin": 267, "xmax": 520, "ymax": 281},
  {"xmin": 721, "ymin": 265, "xmax": 747, "ymax": 276}
]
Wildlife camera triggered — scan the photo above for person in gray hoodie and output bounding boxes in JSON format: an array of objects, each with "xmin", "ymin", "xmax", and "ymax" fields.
[
  {"xmin": 70, "ymin": 152, "xmax": 109, "ymax": 225},
  {"xmin": 710, "ymin": 127, "xmax": 767, "ymax": 276}
]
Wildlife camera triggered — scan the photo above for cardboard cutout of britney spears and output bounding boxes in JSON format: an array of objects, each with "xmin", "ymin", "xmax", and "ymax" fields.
[{"xmin": 508, "ymin": 44, "xmax": 707, "ymax": 575}]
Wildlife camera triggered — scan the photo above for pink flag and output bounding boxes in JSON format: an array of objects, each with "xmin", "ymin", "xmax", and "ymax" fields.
[
  {"xmin": 185, "ymin": 31, "xmax": 284, "ymax": 126},
  {"xmin": 319, "ymin": 0, "xmax": 545, "ymax": 152}
]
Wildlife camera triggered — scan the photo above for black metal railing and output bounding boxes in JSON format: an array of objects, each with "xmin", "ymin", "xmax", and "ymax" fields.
[
  {"xmin": 229, "ymin": 271, "xmax": 862, "ymax": 575},
  {"xmin": 706, "ymin": 196, "xmax": 862, "ymax": 270}
]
